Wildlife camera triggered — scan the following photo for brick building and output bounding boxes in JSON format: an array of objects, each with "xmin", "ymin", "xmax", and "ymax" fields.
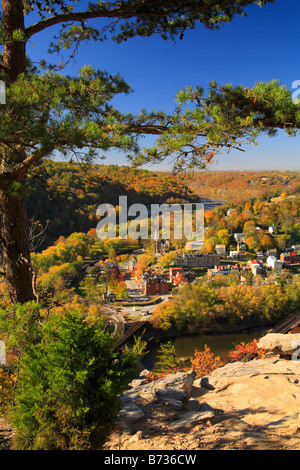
[
  {"xmin": 280, "ymin": 252, "xmax": 300, "ymax": 264},
  {"xmin": 142, "ymin": 274, "xmax": 170, "ymax": 296},
  {"xmin": 237, "ymin": 242, "xmax": 247, "ymax": 260},
  {"xmin": 169, "ymin": 266, "xmax": 184, "ymax": 281}
]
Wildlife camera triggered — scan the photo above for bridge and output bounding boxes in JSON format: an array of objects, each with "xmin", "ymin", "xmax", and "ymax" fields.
[{"xmin": 113, "ymin": 321, "xmax": 146, "ymax": 350}]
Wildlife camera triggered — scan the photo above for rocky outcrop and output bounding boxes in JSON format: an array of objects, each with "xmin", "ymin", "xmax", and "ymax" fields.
[
  {"xmin": 118, "ymin": 370, "xmax": 211, "ymax": 433},
  {"xmin": 104, "ymin": 356, "xmax": 300, "ymax": 450},
  {"xmin": 258, "ymin": 333, "xmax": 300, "ymax": 358}
]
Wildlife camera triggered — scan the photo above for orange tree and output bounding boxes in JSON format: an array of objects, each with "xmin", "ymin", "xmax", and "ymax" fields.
[{"xmin": 190, "ymin": 345, "xmax": 223, "ymax": 379}]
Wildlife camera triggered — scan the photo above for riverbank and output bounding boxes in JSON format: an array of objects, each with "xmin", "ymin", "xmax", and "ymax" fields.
[
  {"xmin": 139, "ymin": 320, "xmax": 273, "ymax": 341},
  {"xmin": 134, "ymin": 320, "xmax": 274, "ymax": 369}
]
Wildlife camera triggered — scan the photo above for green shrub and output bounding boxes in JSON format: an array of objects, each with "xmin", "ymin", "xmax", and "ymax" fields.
[
  {"xmin": 3, "ymin": 303, "xmax": 144, "ymax": 450},
  {"xmin": 152, "ymin": 340, "xmax": 182, "ymax": 377}
]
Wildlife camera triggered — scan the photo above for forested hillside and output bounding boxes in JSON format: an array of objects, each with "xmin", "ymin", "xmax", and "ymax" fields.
[
  {"xmin": 185, "ymin": 170, "xmax": 300, "ymax": 203},
  {"xmin": 26, "ymin": 161, "xmax": 198, "ymax": 244},
  {"xmin": 26, "ymin": 163, "xmax": 300, "ymax": 249}
]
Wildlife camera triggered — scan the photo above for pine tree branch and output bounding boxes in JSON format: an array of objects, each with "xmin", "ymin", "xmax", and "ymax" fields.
[
  {"xmin": 24, "ymin": 1, "xmax": 273, "ymax": 39},
  {"xmin": 25, "ymin": 9, "xmax": 109, "ymax": 39},
  {"xmin": 25, "ymin": 3, "xmax": 183, "ymax": 39}
]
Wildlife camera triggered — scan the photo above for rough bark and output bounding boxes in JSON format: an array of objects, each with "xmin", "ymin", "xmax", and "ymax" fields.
[
  {"xmin": 0, "ymin": 181, "xmax": 35, "ymax": 303},
  {"xmin": 2, "ymin": 0, "xmax": 26, "ymax": 81},
  {"xmin": 0, "ymin": 0, "xmax": 35, "ymax": 303}
]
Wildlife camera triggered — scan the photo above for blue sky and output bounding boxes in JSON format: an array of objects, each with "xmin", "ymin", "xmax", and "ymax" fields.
[{"xmin": 26, "ymin": 0, "xmax": 300, "ymax": 172}]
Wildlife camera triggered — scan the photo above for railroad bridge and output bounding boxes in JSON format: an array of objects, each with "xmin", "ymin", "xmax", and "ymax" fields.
[{"xmin": 113, "ymin": 321, "xmax": 147, "ymax": 350}]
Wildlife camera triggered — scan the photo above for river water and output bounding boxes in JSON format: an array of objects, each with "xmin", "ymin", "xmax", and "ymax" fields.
[
  {"xmin": 173, "ymin": 327, "xmax": 267, "ymax": 362},
  {"xmin": 141, "ymin": 327, "xmax": 268, "ymax": 370},
  {"xmin": 200, "ymin": 196, "xmax": 223, "ymax": 211}
]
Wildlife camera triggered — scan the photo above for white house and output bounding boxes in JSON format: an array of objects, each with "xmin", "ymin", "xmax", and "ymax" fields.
[
  {"xmin": 234, "ymin": 233, "xmax": 245, "ymax": 243},
  {"xmin": 268, "ymin": 225, "xmax": 276, "ymax": 234},
  {"xmin": 267, "ymin": 255, "xmax": 282, "ymax": 271}
]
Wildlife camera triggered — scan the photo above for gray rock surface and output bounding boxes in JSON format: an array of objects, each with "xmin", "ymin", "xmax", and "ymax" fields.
[
  {"xmin": 119, "ymin": 403, "xmax": 145, "ymax": 423},
  {"xmin": 169, "ymin": 410, "xmax": 215, "ymax": 430},
  {"xmin": 258, "ymin": 333, "xmax": 300, "ymax": 357},
  {"xmin": 104, "ymin": 357, "xmax": 300, "ymax": 450}
]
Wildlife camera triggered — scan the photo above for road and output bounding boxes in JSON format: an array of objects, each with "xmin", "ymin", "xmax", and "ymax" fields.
[
  {"xmin": 101, "ymin": 264, "xmax": 171, "ymax": 336},
  {"xmin": 119, "ymin": 265, "xmax": 171, "ymax": 320},
  {"xmin": 124, "ymin": 275, "xmax": 141, "ymax": 298}
]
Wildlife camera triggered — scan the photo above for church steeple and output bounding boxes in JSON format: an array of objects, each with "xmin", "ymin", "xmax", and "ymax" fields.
[{"xmin": 154, "ymin": 230, "xmax": 159, "ymax": 254}]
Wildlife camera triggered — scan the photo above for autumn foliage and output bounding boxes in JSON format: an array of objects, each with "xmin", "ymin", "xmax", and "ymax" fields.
[
  {"xmin": 27, "ymin": 161, "xmax": 199, "ymax": 244},
  {"xmin": 151, "ymin": 275, "xmax": 300, "ymax": 332},
  {"xmin": 227, "ymin": 339, "xmax": 267, "ymax": 362},
  {"xmin": 190, "ymin": 345, "xmax": 224, "ymax": 379},
  {"xmin": 0, "ymin": 369, "xmax": 16, "ymax": 417}
]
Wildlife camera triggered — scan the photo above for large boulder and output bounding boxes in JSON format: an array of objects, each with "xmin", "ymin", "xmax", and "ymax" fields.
[
  {"xmin": 152, "ymin": 370, "xmax": 196, "ymax": 395},
  {"xmin": 258, "ymin": 333, "xmax": 300, "ymax": 358}
]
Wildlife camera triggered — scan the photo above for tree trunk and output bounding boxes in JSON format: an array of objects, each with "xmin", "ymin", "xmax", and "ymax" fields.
[
  {"xmin": 0, "ymin": 182, "xmax": 35, "ymax": 303},
  {"xmin": 0, "ymin": 0, "xmax": 35, "ymax": 303},
  {"xmin": 2, "ymin": 0, "xmax": 26, "ymax": 80}
]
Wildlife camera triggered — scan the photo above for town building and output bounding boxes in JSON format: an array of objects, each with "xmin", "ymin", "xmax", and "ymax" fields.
[
  {"xmin": 207, "ymin": 264, "xmax": 244, "ymax": 278},
  {"xmin": 247, "ymin": 259, "xmax": 263, "ymax": 275},
  {"xmin": 173, "ymin": 270, "xmax": 196, "ymax": 285},
  {"xmin": 280, "ymin": 252, "xmax": 300, "ymax": 265},
  {"xmin": 285, "ymin": 246, "xmax": 296, "ymax": 253},
  {"xmin": 207, "ymin": 265, "xmax": 233, "ymax": 278},
  {"xmin": 266, "ymin": 255, "xmax": 283, "ymax": 271},
  {"xmin": 268, "ymin": 225, "xmax": 276, "ymax": 234},
  {"xmin": 169, "ymin": 266, "xmax": 184, "ymax": 281},
  {"xmin": 169, "ymin": 266, "xmax": 195, "ymax": 285},
  {"xmin": 234, "ymin": 233, "xmax": 246, "ymax": 243},
  {"xmin": 256, "ymin": 251, "xmax": 265, "ymax": 262},
  {"xmin": 184, "ymin": 240, "xmax": 205, "ymax": 251},
  {"xmin": 154, "ymin": 238, "xmax": 172, "ymax": 255},
  {"xmin": 280, "ymin": 253, "xmax": 290, "ymax": 264},
  {"xmin": 102, "ymin": 292, "xmax": 117, "ymax": 303},
  {"xmin": 141, "ymin": 274, "xmax": 170, "ymax": 296},
  {"xmin": 174, "ymin": 252, "xmax": 220, "ymax": 268},
  {"xmin": 267, "ymin": 248, "xmax": 278, "ymax": 258},
  {"xmin": 182, "ymin": 271, "xmax": 196, "ymax": 283},
  {"xmin": 215, "ymin": 244, "xmax": 226, "ymax": 255},
  {"xmin": 237, "ymin": 242, "xmax": 247, "ymax": 260}
]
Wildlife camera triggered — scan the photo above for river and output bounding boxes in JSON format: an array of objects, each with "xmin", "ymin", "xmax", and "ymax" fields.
[
  {"xmin": 173, "ymin": 327, "xmax": 267, "ymax": 361},
  {"xmin": 200, "ymin": 196, "xmax": 223, "ymax": 211},
  {"xmin": 141, "ymin": 327, "xmax": 268, "ymax": 370}
]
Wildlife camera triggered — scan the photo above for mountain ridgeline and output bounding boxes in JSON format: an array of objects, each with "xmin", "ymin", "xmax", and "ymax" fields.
[{"xmin": 26, "ymin": 162, "xmax": 300, "ymax": 247}]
